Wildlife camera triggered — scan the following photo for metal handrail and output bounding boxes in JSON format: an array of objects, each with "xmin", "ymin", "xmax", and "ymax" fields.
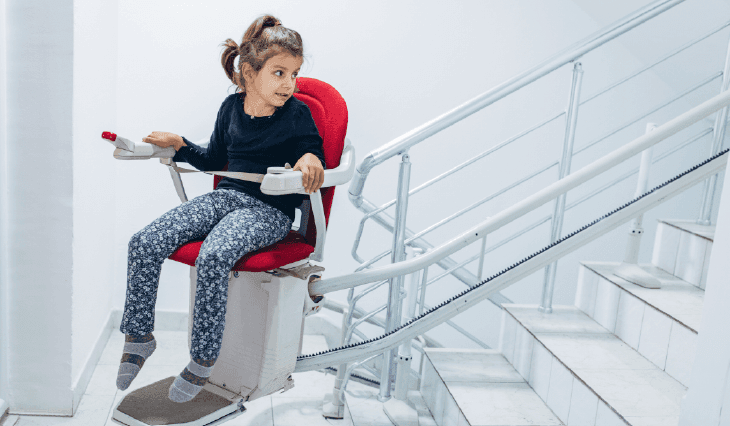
[
  {"xmin": 332, "ymin": 2, "xmax": 725, "ymax": 399},
  {"xmin": 354, "ymin": 161, "xmax": 558, "ymax": 265},
  {"xmin": 420, "ymin": 125, "xmax": 712, "ymax": 290},
  {"xmin": 343, "ymin": 304, "xmax": 387, "ymax": 344},
  {"xmin": 353, "ymin": 14, "xmax": 727, "ymax": 252},
  {"xmin": 297, "ymin": 93, "xmax": 730, "ymax": 371},
  {"xmin": 353, "ymin": 72, "xmax": 721, "ymax": 275},
  {"xmin": 350, "ymin": 198, "xmax": 513, "ymax": 307},
  {"xmin": 574, "ymin": 72, "xmax": 722, "ymax": 157},
  {"xmin": 301, "ymin": 148, "xmax": 730, "ymax": 372},
  {"xmin": 580, "ymin": 20, "xmax": 730, "ymax": 106},
  {"xmin": 350, "ymin": 20, "xmax": 728, "ymax": 256},
  {"xmin": 315, "ymin": 89, "xmax": 730, "ymax": 294},
  {"xmin": 348, "ymin": 0, "xmax": 686, "ymax": 210},
  {"xmin": 322, "ymin": 297, "xmax": 444, "ymax": 348},
  {"xmin": 350, "ymin": 26, "xmax": 725, "ymax": 277},
  {"xmin": 420, "ymin": 302, "xmax": 490, "ymax": 349}
]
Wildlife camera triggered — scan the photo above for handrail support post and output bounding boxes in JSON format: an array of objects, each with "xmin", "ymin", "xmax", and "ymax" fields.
[
  {"xmin": 539, "ymin": 62, "xmax": 584, "ymax": 314},
  {"xmin": 613, "ymin": 123, "xmax": 663, "ymax": 289},
  {"xmin": 379, "ymin": 152, "xmax": 412, "ymax": 402}
]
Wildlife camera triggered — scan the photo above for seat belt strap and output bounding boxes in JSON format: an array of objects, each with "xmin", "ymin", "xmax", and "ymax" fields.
[{"xmin": 169, "ymin": 163, "xmax": 267, "ymax": 183}]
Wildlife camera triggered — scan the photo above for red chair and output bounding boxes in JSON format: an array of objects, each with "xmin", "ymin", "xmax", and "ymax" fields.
[
  {"xmin": 106, "ymin": 77, "xmax": 355, "ymax": 426},
  {"xmin": 168, "ymin": 77, "xmax": 350, "ymax": 272}
]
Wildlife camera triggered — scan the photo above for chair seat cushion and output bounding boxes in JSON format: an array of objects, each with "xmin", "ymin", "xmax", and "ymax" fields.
[{"xmin": 168, "ymin": 231, "xmax": 315, "ymax": 272}]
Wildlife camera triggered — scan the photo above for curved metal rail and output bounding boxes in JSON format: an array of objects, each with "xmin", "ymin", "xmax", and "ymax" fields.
[{"xmin": 296, "ymin": 148, "xmax": 728, "ymax": 372}]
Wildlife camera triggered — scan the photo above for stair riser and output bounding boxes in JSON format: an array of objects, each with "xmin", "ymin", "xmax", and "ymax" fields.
[
  {"xmin": 652, "ymin": 222, "xmax": 712, "ymax": 289},
  {"xmin": 500, "ymin": 311, "xmax": 631, "ymax": 425},
  {"xmin": 419, "ymin": 356, "xmax": 469, "ymax": 426},
  {"xmin": 575, "ymin": 265, "xmax": 697, "ymax": 387}
]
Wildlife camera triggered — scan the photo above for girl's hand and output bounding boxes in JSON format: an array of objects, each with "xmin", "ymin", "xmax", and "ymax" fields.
[
  {"xmin": 142, "ymin": 131, "xmax": 184, "ymax": 150},
  {"xmin": 293, "ymin": 153, "xmax": 324, "ymax": 194}
]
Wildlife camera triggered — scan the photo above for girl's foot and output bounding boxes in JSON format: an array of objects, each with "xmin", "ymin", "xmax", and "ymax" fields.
[
  {"xmin": 168, "ymin": 357, "xmax": 216, "ymax": 403},
  {"xmin": 116, "ymin": 332, "xmax": 156, "ymax": 391}
]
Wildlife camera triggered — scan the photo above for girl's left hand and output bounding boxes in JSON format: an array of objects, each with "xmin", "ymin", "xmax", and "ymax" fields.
[{"xmin": 293, "ymin": 153, "xmax": 324, "ymax": 194}]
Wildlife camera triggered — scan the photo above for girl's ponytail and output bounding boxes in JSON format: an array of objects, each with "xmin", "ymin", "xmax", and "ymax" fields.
[
  {"xmin": 220, "ymin": 14, "xmax": 304, "ymax": 94},
  {"xmin": 220, "ymin": 38, "xmax": 241, "ymax": 87}
]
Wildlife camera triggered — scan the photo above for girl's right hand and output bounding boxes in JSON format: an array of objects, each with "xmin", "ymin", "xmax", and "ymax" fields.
[{"xmin": 142, "ymin": 131, "xmax": 185, "ymax": 150}]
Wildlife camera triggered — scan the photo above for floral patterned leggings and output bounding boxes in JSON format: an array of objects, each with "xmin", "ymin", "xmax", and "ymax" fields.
[{"xmin": 119, "ymin": 189, "xmax": 293, "ymax": 360}]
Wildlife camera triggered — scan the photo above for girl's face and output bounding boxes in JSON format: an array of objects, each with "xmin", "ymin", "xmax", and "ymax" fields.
[{"xmin": 243, "ymin": 52, "xmax": 303, "ymax": 114}]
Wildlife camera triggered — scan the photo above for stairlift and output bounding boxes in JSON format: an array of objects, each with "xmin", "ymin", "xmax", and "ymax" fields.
[{"xmin": 101, "ymin": 78, "xmax": 354, "ymax": 426}]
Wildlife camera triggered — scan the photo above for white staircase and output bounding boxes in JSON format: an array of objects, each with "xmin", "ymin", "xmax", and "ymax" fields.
[{"xmin": 418, "ymin": 218, "xmax": 713, "ymax": 426}]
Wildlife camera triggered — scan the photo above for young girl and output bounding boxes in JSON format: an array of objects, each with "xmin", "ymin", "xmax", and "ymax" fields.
[{"xmin": 116, "ymin": 15, "xmax": 326, "ymax": 403}]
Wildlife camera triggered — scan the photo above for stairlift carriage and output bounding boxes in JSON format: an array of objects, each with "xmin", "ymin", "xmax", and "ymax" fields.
[{"xmin": 102, "ymin": 78, "xmax": 354, "ymax": 426}]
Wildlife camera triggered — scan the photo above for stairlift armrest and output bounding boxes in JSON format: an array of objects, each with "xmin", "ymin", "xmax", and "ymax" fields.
[
  {"xmin": 259, "ymin": 138, "xmax": 355, "ymax": 195},
  {"xmin": 103, "ymin": 132, "xmax": 210, "ymax": 160},
  {"xmin": 259, "ymin": 138, "xmax": 356, "ymax": 262}
]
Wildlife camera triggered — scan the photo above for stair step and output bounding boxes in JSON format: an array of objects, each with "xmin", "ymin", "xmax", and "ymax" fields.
[
  {"xmin": 576, "ymin": 262, "xmax": 699, "ymax": 386},
  {"xmin": 652, "ymin": 219, "xmax": 713, "ymax": 289},
  {"xmin": 659, "ymin": 219, "xmax": 714, "ymax": 241},
  {"xmin": 421, "ymin": 348, "xmax": 562, "ymax": 425},
  {"xmin": 580, "ymin": 261, "xmax": 703, "ymax": 332},
  {"xmin": 501, "ymin": 303, "xmax": 687, "ymax": 426}
]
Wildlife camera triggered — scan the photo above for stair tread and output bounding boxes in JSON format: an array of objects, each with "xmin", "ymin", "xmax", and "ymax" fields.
[
  {"xmin": 659, "ymin": 218, "xmax": 714, "ymax": 241},
  {"xmin": 423, "ymin": 348, "xmax": 563, "ymax": 425},
  {"xmin": 582, "ymin": 261, "xmax": 703, "ymax": 332},
  {"xmin": 504, "ymin": 304, "xmax": 687, "ymax": 423}
]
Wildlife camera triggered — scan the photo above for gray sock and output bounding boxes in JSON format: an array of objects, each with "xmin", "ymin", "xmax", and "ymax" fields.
[
  {"xmin": 116, "ymin": 332, "xmax": 156, "ymax": 391},
  {"xmin": 168, "ymin": 358, "xmax": 215, "ymax": 403}
]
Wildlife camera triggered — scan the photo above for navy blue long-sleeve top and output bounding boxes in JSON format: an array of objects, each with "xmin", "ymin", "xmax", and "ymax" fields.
[{"xmin": 172, "ymin": 92, "xmax": 326, "ymax": 222}]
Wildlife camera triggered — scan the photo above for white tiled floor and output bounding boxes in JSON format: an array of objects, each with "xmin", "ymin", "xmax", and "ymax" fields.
[{"xmin": 5, "ymin": 332, "xmax": 435, "ymax": 426}]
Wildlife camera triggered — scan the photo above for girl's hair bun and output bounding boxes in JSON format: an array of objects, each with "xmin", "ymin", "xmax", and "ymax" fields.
[{"xmin": 220, "ymin": 14, "xmax": 304, "ymax": 94}]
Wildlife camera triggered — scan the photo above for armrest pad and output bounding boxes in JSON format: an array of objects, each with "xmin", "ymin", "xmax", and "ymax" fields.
[
  {"xmin": 260, "ymin": 138, "xmax": 355, "ymax": 195},
  {"xmin": 102, "ymin": 132, "xmax": 207, "ymax": 160},
  {"xmin": 102, "ymin": 132, "xmax": 176, "ymax": 160}
]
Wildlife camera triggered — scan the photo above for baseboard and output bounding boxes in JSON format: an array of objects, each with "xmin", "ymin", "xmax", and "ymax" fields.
[
  {"xmin": 0, "ymin": 399, "xmax": 8, "ymax": 424},
  {"xmin": 71, "ymin": 310, "xmax": 115, "ymax": 415}
]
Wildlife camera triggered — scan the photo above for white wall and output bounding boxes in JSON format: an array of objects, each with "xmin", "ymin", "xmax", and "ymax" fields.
[
  {"xmin": 71, "ymin": 0, "xmax": 118, "ymax": 405},
  {"xmin": 111, "ymin": 0, "xmax": 725, "ymax": 351},
  {"xmin": 678, "ymin": 130, "xmax": 730, "ymax": 424},
  {"xmin": 4, "ymin": 0, "xmax": 75, "ymax": 415},
  {"xmin": 0, "ymin": 0, "xmax": 9, "ymax": 416}
]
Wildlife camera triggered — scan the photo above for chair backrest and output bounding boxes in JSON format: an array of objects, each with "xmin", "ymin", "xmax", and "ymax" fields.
[{"xmin": 214, "ymin": 77, "xmax": 348, "ymax": 246}]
